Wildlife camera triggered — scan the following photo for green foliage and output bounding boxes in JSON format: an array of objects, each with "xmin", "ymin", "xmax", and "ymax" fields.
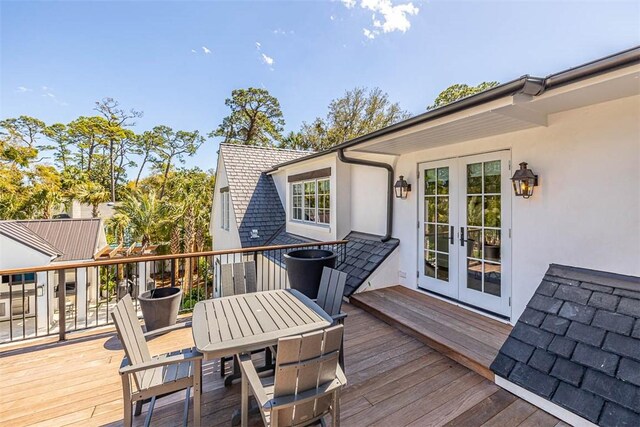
[
  {"xmin": 283, "ymin": 87, "xmax": 410, "ymax": 151},
  {"xmin": 212, "ymin": 87, "xmax": 285, "ymax": 146},
  {"xmin": 181, "ymin": 286, "xmax": 207, "ymax": 311},
  {"xmin": 428, "ymin": 82, "xmax": 500, "ymax": 110}
]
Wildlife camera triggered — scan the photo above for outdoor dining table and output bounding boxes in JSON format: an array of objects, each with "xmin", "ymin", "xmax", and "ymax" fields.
[
  {"xmin": 192, "ymin": 288, "xmax": 333, "ymax": 424},
  {"xmin": 192, "ymin": 288, "xmax": 332, "ymax": 359}
]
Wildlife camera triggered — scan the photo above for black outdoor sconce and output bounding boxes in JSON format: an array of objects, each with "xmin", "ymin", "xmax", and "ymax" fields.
[
  {"xmin": 511, "ymin": 162, "xmax": 538, "ymax": 199},
  {"xmin": 394, "ymin": 176, "xmax": 411, "ymax": 199}
]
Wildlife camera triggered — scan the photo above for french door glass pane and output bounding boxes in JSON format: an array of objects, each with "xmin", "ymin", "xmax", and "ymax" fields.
[
  {"xmin": 466, "ymin": 160, "xmax": 502, "ymax": 296},
  {"xmin": 423, "ymin": 166, "xmax": 450, "ymax": 282}
]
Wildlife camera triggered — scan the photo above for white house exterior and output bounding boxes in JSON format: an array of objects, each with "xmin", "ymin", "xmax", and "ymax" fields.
[
  {"xmin": 0, "ymin": 219, "xmax": 108, "ymax": 335},
  {"xmin": 213, "ymin": 47, "xmax": 639, "ymax": 326}
]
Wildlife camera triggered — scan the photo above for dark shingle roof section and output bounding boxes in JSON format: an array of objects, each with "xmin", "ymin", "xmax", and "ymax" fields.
[
  {"xmin": 219, "ymin": 144, "xmax": 309, "ymax": 247},
  {"xmin": 18, "ymin": 219, "xmax": 103, "ymax": 262},
  {"xmin": 491, "ymin": 264, "xmax": 640, "ymax": 425},
  {"xmin": 0, "ymin": 221, "xmax": 62, "ymax": 258},
  {"xmin": 337, "ymin": 232, "xmax": 399, "ymax": 296}
]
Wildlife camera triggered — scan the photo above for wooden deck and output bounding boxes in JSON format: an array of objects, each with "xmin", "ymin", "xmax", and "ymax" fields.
[
  {"xmin": 350, "ymin": 286, "xmax": 512, "ymax": 380},
  {"xmin": 0, "ymin": 303, "xmax": 561, "ymax": 427}
]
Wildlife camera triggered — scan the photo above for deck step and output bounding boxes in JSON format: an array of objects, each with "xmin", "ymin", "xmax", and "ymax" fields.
[{"xmin": 350, "ymin": 286, "xmax": 512, "ymax": 381}]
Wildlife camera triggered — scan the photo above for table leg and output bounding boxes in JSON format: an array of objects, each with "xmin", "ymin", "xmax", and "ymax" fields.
[{"xmin": 224, "ymin": 351, "xmax": 275, "ymax": 387}]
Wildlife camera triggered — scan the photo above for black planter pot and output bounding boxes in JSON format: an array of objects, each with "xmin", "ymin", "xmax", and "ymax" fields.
[
  {"xmin": 284, "ymin": 249, "xmax": 337, "ymax": 299},
  {"xmin": 137, "ymin": 287, "xmax": 182, "ymax": 331}
]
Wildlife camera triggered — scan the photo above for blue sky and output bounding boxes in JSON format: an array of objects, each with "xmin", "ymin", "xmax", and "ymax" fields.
[{"xmin": 1, "ymin": 0, "xmax": 639, "ymax": 175}]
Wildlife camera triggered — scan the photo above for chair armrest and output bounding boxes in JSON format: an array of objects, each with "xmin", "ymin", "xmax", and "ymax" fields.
[
  {"xmin": 238, "ymin": 353, "xmax": 271, "ymax": 407},
  {"xmin": 119, "ymin": 348, "xmax": 202, "ymax": 375},
  {"xmin": 332, "ymin": 312, "xmax": 347, "ymax": 323},
  {"xmin": 143, "ymin": 321, "xmax": 192, "ymax": 338},
  {"xmin": 269, "ymin": 376, "xmax": 345, "ymax": 410}
]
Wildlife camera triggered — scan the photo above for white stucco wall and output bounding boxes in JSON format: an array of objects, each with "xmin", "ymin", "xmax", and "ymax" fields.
[
  {"xmin": 0, "ymin": 235, "xmax": 54, "ymax": 270},
  {"xmin": 210, "ymin": 155, "xmax": 242, "ymax": 250},
  {"xmin": 388, "ymin": 94, "xmax": 640, "ymax": 322},
  {"xmin": 284, "ymin": 156, "xmax": 338, "ymax": 242}
]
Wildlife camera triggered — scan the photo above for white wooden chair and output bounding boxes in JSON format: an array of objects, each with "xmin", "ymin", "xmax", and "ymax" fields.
[
  {"xmin": 111, "ymin": 295, "xmax": 202, "ymax": 427},
  {"xmin": 239, "ymin": 325, "xmax": 346, "ymax": 427},
  {"xmin": 220, "ymin": 261, "xmax": 269, "ymax": 384},
  {"xmin": 316, "ymin": 267, "xmax": 348, "ymax": 368}
]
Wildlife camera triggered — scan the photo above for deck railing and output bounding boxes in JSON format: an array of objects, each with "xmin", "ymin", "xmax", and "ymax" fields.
[{"xmin": 0, "ymin": 240, "xmax": 348, "ymax": 344}]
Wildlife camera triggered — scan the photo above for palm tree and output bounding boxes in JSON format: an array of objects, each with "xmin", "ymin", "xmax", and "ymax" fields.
[
  {"xmin": 106, "ymin": 212, "xmax": 130, "ymax": 244},
  {"xmin": 74, "ymin": 181, "xmax": 110, "ymax": 217},
  {"xmin": 114, "ymin": 190, "xmax": 164, "ymax": 247}
]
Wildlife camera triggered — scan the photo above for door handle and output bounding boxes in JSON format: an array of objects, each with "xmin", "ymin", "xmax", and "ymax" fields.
[
  {"xmin": 450, "ymin": 226, "xmax": 454, "ymax": 245},
  {"xmin": 460, "ymin": 227, "xmax": 465, "ymax": 246}
]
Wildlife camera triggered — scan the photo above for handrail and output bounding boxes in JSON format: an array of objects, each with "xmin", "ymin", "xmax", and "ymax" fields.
[{"xmin": 0, "ymin": 240, "xmax": 350, "ymax": 275}]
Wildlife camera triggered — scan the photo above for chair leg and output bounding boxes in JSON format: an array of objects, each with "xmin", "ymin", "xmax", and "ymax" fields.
[
  {"xmin": 241, "ymin": 369, "xmax": 248, "ymax": 427},
  {"xmin": 182, "ymin": 388, "xmax": 190, "ymax": 427},
  {"xmin": 332, "ymin": 390, "xmax": 340, "ymax": 427},
  {"xmin": 134, "ymin": 400, "xmax": 143, "ymax": 416},
  {"xmin": 143, "ymin": 396, "xmax": 156, "ymax": 427},
  {"xmin": 220, "ymin": 357, "xmax": 226, "ymax": 377},
  {"xmin": 194, "ymin": 359, "xmax": 202, "ymax": 427},
  {"xmin": 122, "ymin": 375, "xmax": 133, "ymax": 427}
]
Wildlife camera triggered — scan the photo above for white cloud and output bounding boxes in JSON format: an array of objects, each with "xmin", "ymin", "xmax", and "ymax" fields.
[
  {"xmin": 261, "ymin": 53, "xmax": 274, "ymax": 66},
  {"xmin": 255, "ymin": 42, "xmax": 261, "ymax": 50},
  {"xmin": 342, "ymin": 0, "xmax": 356, "ymax": 8},
  {"xmin": 191, "ymin": 49, "xmax": 197, "ymax": 53},
  {"xmin": 202, "ymin": 46, "xmax": 211, "ymax": 54},
  {"xmin": 363, "ymin": 28, "xmax": 376, "ymax": 39},
  {"xmin": 343, "ymin": 0, "xmax": 419, "ymax": 38},
  {"xmin": 16, "ymin": 86, "xmax": 32, "ymax": 93},
  {"xmin": 330, "ymin": 15, "xmax": 336, "ymax": 21}
]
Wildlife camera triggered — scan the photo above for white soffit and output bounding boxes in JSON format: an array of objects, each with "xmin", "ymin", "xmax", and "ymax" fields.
[{"xmin": 352, "ymin": 66, "xmax": 640, "ymax": 156}]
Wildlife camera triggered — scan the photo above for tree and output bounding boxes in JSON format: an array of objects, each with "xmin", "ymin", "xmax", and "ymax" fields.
[
  {"xmin": 289, "ymin": 87, "xmax": 410, "ymax": 151},
  {"xmin": 428, "ymin": 82, "xmax": 499, "ymax": 110},
  {"xmin": 213, "ymin": 87, "xmax": 285, "ymax": 146},
  {"xmin": 114, "ymin": 191, "xmax": 164, "ymax": 247},
  {"xmin": 132, "ymin": 130, "xmax": 161, "ymax": 186},
  {"xmin": 151, "ymin": 126, "xmax": 204, "ymax": 199},
  {"xmin": 74, "ymin": 181, "xmax": 110, "ymax": 217},
  {"xmin": 0, "ymin": 116, "xmax": 44, "ymax": 167},
  {"xmin": 94, "ymin": 98, "xmax": 142, "ymax": 202}
]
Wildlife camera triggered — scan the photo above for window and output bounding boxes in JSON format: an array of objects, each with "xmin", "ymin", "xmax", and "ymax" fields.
[
  {"xmin": 291, "ymin": 178, "xmax": 330, "ymax": 225},
  {"xmin": 220, "ymin": 189, "xmax": 230, "ymax": 230}
]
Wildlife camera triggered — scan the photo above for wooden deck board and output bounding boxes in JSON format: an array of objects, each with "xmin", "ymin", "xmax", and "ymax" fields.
[
  {"xmin": 0, "ymin": 302, "xmax": 554, "ymax": 427},
  {"xmin": 350, "ymin": 286, "xmax": 512, "ymax": 380}
]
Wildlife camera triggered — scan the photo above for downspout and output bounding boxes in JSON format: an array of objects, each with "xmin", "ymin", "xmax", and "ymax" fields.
[{"xmin": 337, "ymin": 148, "xmax": 394, "ymax": 242}]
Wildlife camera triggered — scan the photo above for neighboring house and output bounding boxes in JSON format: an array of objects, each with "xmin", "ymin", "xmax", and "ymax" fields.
[
  {"xmin": 0, "ymin": 218, "xmax": 108, "ymax": 328},
  {"xmin": 210, "ymin": 46, "xmax": 639, "ymax": 424}
]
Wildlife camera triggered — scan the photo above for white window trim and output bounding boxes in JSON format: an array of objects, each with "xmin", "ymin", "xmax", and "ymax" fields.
[
  {"xmin": 290, "ymin": 178, "xmax": 330, "ymax": 226},
  {"xmin": 220, "ymin": 189, "xmax": 230, "ymax": 231}
]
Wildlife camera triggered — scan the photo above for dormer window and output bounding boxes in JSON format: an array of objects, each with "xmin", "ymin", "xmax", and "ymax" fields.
[{"xmin": 291, "ymin": 177, "xmax": 330, "ymax": 225}]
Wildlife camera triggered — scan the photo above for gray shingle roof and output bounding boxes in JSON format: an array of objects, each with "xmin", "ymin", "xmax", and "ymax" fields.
[
  {"xmin": 337, "ymin": 232, "xmax": 399, "ymax": 296},
  {"xmin": 18, "ymin": 219, "xmax": 103, "ymax": 262},
  {"xmin": 0, "ymin": 221, "xmax": 62, "ymax": 258},
  {"xmin": 219, "ymin": 144, "xmax": 309, "ymax": 247},
  {"xmin": 260, "ymin": 230, "xmax": 399, "ymax": 297},
  {"xmin": 491, "ymin": 264, "xmax": 640, "ymax": 425}
]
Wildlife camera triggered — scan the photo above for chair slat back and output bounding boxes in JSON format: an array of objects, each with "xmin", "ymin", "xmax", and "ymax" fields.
[
  {"xmin": 111, "ymin": 294, "xmax": 151, "ymax": 388},
  {"xmin": 316, "ymin": 267, "xmax": 347, "ymax": 317},
  {"xmin": 221, "ymin": 261, "xmax": 257, "ymax": 296},
  {"xmin": 273, "ymin": 325, "xmax": 343, "ymax": 426}
]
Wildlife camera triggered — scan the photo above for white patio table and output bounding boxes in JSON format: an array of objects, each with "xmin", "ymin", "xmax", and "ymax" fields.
[
  {"xmin": 192, "ymin": 288, "xmax": 332, "ymax": 359},
  {"xmin": 192, "ymin": 288, "xmax": 332, "ymax": 424}
]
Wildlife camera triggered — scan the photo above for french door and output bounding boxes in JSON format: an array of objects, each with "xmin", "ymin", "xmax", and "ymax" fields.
[{"xmin": 418, "ymin": 151, "xmax": 511, "ymax": 317}]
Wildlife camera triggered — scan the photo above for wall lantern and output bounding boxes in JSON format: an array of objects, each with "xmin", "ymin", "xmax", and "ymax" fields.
[
  {"xmin": 394, "ymin": 176, "xmax": 411, "ymax": 199},
  {"xmin": 511, "ymin": 162, "xmax": 538, "ymax": 199}
]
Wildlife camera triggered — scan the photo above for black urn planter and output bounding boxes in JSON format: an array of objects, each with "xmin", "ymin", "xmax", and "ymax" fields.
[
  {"xmin": 284, "ymin": 249, "xmax": 337, "ymax": 299},
  {"xmin": 137, "ymin": 287, "xmax": 182, "ymax": 331}
]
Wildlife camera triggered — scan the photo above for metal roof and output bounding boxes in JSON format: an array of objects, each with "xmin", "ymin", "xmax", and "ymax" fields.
[
  {"xmin": 0, "ymin": 221, "xmax": 62, "ymax": 258},
  {"xmin": 16, "ymin": 219, "xmax": 103, "ymax": 262}
]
